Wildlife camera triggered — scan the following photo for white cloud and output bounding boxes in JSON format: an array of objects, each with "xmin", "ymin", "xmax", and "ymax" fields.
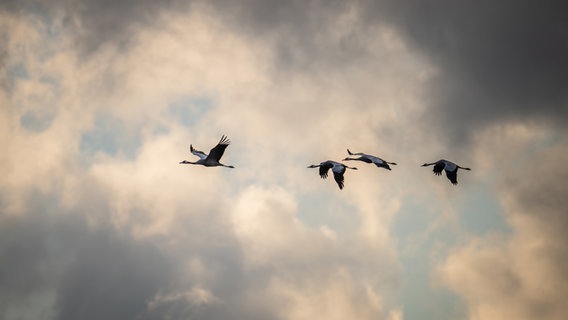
[
  {"xmin": 436, "ymin": 125, "xmax": 568, "ymax": 320},
  {"xmin": 268, "ymin": 269, "xmax": 384, "ymax": 320}
]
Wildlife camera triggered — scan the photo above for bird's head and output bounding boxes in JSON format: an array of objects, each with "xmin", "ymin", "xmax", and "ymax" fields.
[
  {"xmin": 421, "ymin": 163, "xmax": 430, "ymax": 167},
  {"xmin": 307, "ymin": 164, "xmax": 319, "ymax": 168}
]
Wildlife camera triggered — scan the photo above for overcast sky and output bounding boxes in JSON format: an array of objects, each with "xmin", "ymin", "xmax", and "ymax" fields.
[{"xmin": 1, "ymin": 1, "xmax": 567, "ymax": 319}]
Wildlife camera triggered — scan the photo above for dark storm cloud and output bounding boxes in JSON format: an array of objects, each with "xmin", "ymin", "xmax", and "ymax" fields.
[
  {"xmin": 1, "ymin": 0, "xmax": 192, "ymax": 55},
  {"xmin": 211, "ymin": 0, "xmax": 568, "ymax": 142},
  {"xmin": 7, "ymin": 0, "xmax": 566, "ymax": 140},
  {"xmin": 0, "ymin": 191, "xmax": 174, "ymax": 320},
  {"xmin": 364, "ymin": 0, "xmax": 568, "ymax": 143},
  {"xmin": 209, "ymin": 0, "xmax": 366, "ymax": 71},
  {"xmin": 145, "ymin": 0, "xmax": 568, "ymax": 142},
  {"xmin": 66, "ymin": 0, "xmax": 193, "ymax": 54},
  {"xmin": 54, "ymin": 228, "xmax": 172, "ymax": 320},
  {"xmin": 0, "ymin": 186, "xmax": 280, "ymax": 319}
]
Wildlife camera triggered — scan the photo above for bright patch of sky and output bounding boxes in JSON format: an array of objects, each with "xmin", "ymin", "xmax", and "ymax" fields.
[
  {"xmin": 8, "ymin": 63, "xmax": 29, "ymax": 80},
  {"xmin": 168, "ymin": 95, "xmax": 215, "ymax": 127},
  {"xmin": 393, "ymin": 195, "xmax": 472, "ymax": 319},
  {"xmin": 20, "ymin": 109, "xmax": 56, "ymax": 132},
  {"xmin": 297, "ymin": 191, "xmax": 360, "ymax": 237},
  {"xmin": 456, "ymin": 183, "xmax": 510, "ymax": 236},
  {"xmin": 80, "ymin": 115, "xmax": 142, "ymax": 159}
]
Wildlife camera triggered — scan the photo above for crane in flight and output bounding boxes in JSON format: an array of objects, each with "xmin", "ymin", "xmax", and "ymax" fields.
[
  {"xmin": 308, "ymin": 160, "xmax": 357, "ymax": 190},
  {"xmin": 180, "ymin": 135, "xmax": 235, "ymax": 168},
  {"xmin": 343, "ymin": 149, "xmax": 397, "ymax": 171},
  {"xmin": 421, "ymin": 159, "xmax": 470, "ymax": 185}
]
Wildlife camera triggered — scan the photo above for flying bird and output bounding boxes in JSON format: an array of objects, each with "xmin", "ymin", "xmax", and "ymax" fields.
[
  {"xmin": 180, "ymin": 135, "xmax": 235, "ymax": 168},
  {"xmin": 421, "ymin": 159, "xmax": 470, "ymax": 185},
  {"xmin": 308, "ymin": 160, "xmax": 357, "ymax": 190},
  {"xmin": 343, "ymin": 149, "xmax": 397, "ymax": 170}
]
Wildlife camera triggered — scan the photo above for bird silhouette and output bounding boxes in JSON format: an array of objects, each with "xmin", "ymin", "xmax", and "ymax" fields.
[
  {"xmin": 308, "ymin": 160, "xmax": 357, "ymax": 189},
  {"xmin": 422, "ymin": 159, "xmax": 470, "ymax": 185},
  {"xmin": 343, "ymin": 149, "xmax": 397, "ymax": 170},
  {"xmin": 180, "ymin": 135, "xmax": 235, "ymax": 168}
]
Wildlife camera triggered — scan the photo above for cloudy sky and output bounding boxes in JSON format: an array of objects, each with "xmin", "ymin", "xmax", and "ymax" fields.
[{"xmin": 1, "ymin": 1, "xmax": 567, "ymax": 319}]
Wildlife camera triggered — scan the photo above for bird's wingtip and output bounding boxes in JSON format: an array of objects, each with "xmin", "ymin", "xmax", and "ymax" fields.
[{"xmin": 219, "ymin": 134, "xmax": 231, "ymax": 144}]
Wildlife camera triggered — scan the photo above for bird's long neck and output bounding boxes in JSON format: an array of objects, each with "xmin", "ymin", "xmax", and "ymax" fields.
[
  {"xmin": 458, "ymin": 166, "xmax": 471, "ymax": 170},
  {"xmin": 347, "ymin": 150, "xmax": 363, "ymax": 156}
]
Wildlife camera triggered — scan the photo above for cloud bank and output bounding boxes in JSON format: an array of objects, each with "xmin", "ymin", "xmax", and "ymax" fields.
[{"xmin": 2, "ymin": 1, "xmax": 567, "ymax": 319}]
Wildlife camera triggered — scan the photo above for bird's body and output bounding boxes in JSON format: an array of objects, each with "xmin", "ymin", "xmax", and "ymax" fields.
[
  {"xmin": 180, "ymin": 135, "xmax": 235, "ymax": 168},
  {"xmin": 343, "ymin": 149, "xmax": 397, "ymax": 170},
  {"xmin": 422, "ymin": 159, "xmax": 470, "ymax": 185},
  {"xmin": 308, "ymin": 160, "xmax": 357, "ymax": 190}
]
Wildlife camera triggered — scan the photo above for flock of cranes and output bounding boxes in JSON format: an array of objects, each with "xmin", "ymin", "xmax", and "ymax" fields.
[{"xmin": 180, "ymin": 135, "xmax": 472, "ymax": 189}]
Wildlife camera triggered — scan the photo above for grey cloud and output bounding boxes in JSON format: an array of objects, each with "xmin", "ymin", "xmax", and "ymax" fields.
[
  {"xmin": 54, "ymin": 229, "xmax": 172, "ymax": 320},
  {"xmin": 501, "ymin": 146, "xmax": 568, "ymax": 272},
  {"xmin": 186, "ymin": 0, "xmax": 568, "ymax": 143},
  {"xmin": 0, "ymin": 191, "xmax": 173, "ymax": 320},
  {"xmin": 0, "ymin": 185, "xmax": 284, "ymax": 320},
  {"xmin": 438, "ymin": 142, "xmax": 568, "ymax": 319},
  {"xmin": 209, "ymin": 0, "xmax": 366, "ymax": 70},
  {"xmin": 1, "ymin": 0, "xmax": 192, "ymax": 55},
  {"xmin": 66, "ymin": 0, "xmax": 191, "ymax": 55},
  {"xmin": 8, "ymin": 0, "xmax": 566, "ymax": 140},
  {"xmin": 360, "ymin": 0, "xmax": 568, "ymax": 143}
]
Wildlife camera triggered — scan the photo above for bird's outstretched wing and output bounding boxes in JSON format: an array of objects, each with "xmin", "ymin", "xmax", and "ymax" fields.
[
  {"xmin": 374, "ymin": 160, "xmax": 391, "ymax": 170},
  {"xmin": 333, "ymin": 171, "xmax": 345, "ymax": 189},
  {"xmin": 433, "ymin": 162, "xmax": 445, "ymax": 176},
  {"xmin": 319, "ymin": 162, "xmax": 333, "ymax": 179},
  {"xmin": 446, "ymin": 170, "xmax": 458, "ymax": 185},
  {"xmin": 206, "ymin": 135, "xmax": 231, "ymax": 162},
  {"xmin": 359, "ymin": 156, "xmax": 373, "ymax": 164},
  {"xmin": 190, "ymin": 145, "xmax": 207, "ymax": 159}
]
